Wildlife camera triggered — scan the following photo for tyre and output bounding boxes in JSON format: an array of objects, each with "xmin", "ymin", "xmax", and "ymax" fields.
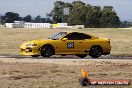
[
  {"xmin": 76, "ymin": 54, "xmax": 87, "ymax": 58},
  {"xmin": 41, "ymin": 45, "xmax": 54, "ymax": 57},
  {"xmin": 31, "ymin": 55, "xmax": 39, "ymax": 57},
  {"xmin": 89, "ymin": 45, "xmax": 103, "ymax": 58}
]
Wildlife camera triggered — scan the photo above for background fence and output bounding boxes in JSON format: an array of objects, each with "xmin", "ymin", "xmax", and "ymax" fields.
[{"xmin": 5, "ymin": 22, "xmax": 68, "ymax": 29}]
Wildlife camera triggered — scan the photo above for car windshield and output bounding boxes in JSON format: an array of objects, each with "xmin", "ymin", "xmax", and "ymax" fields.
[{"xmin": 48, "ymin": 32, "xmax": 67, "ymax": 40}]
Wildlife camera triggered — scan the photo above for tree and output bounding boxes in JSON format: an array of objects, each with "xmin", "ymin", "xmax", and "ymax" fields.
[
  {"xmin": 33, "ymin": 15, "xmax": 42, "ymax": 23},
  {"xmin": 68, "ymin": 1, "xmax": 87, "ymax": 25},
  {"xmin": 100, "ymin": 6, "xmax": 120, "ymax": 27},
  {"xmin": 85, "ymin": 6, "xmax": 102, "ymax": 27},
  {"xmin": 0, "ymin": 16, "xmax": 6, "ymax": 24},
  {"xmin": 120, "ymin": 21, "xmax": 132, "ymax": 28},
  {"xmin": 41, "ymin": 18, "xmax": 46, "ymax": 23},
  {"xmin": 23, "ymin": 15, "xmax": 32, "ymax": 22},
  {"xmin": 62, "ymin": 2, "xmax": 72, "ymax": 23},
  {"xmin": 48, "ymin": 1, "xmax": 120, "ymax": 28},
  {"xmin": 4, "ymin": 12, "xmax": 21, "ymax": 23},
  {"xmin": 51, "ymin": 1, "xmax": 65, "ymax": 23}
]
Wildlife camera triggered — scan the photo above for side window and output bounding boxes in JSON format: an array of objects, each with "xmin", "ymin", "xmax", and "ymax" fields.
[
  {"xmin": 80, "ymin": 33, "xmax": 92, "ymax": 39},
  {"xmin": 64, "ymin": 33, "xmax": 81, "ymax": 40},
  {"xmin": 64, "ymin": 33, "xmax": 92, "ymax": 40}
]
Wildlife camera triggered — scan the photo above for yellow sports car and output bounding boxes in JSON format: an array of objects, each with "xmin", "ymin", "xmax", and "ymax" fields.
[{"xmin": 20, "ymin": 32, "xmax": 111, "ymax": 58}]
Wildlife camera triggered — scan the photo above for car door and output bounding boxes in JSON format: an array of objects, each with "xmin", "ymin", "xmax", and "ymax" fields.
[
  {"xmin": 54, "ymin": 32, "xmax": 93, "ymax": 54},
  {"xmin": 53, "ymin": 33, "xmax": 79, "ymax": 54},
  {"xmin": 60, "ymin": 32, "xmax": 88, "ymax": 54},
  {"xmin": 51, "ymin": 39, "xmax": 77, "ymax": 54},
  {"xmin": 76, "ymin": 33, "xmax": 93, "ymax": 54}
]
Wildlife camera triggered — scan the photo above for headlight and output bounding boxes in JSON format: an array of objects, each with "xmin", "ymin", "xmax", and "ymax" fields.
[{"xmin": 26, "ymin": 43, "xmax": 37, "ymax": 47}]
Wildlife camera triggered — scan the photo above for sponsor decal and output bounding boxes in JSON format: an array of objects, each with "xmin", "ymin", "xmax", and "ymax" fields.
[{"xmin": 79, "ymin": 68, "xmax": 131, "ymax": 86}]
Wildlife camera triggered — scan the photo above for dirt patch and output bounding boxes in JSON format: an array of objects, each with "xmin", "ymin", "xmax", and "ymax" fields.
[
  {"xmin": 0, "ymin": 58, "xmax": 132, "ymax": 88},
  {"xmin": 8, "ymin": 75, "xmax": 42, "ymax": 80}
]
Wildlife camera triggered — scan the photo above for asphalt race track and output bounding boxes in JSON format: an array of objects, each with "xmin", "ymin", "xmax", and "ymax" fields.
[{"xmin": 0, "ymin": 54, "xmax": 132, "ymax": 59}]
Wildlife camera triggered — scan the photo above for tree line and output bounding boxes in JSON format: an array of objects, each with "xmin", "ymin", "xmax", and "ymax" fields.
[
  {"xmin": 49, "ymin": 1, "xmax": 120, "ymax": 28},
  {"xmin": 0, "ymin": 12, "xmax": 52, "ymax": 24},
  {"xmin": 0, "ymin": 1, "xmax": 131, "ymax": 28}
]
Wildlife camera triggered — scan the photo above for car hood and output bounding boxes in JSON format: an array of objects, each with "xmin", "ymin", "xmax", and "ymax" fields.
[{"xmin": 22, "ymin": 39, "xmax": 52, "ymax": 46}]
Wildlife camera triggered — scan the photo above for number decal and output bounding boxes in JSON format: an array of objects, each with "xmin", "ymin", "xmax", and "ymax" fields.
[{"xmin": 67, "ymin": 42, "xmax": 74, "ymax": 48}]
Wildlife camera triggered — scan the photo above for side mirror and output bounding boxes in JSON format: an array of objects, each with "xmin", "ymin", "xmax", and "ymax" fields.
[{"xmin": 62, "ymin": 38, "xmax": 68, "ymax": 41}]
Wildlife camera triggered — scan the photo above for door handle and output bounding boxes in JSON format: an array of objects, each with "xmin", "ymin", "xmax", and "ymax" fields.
[{"xmin": 79, "ymin": 42, "xmax": 83, "ymax": 43}]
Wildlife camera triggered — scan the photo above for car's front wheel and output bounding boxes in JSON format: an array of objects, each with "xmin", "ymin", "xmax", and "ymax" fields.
[
  {"xmin": 89, "ymin": 45, "xmax": 103, "ymax": 58},
  {"xmin": 41, "ymin": 45, "xmax": 54, "ymax": 57}
]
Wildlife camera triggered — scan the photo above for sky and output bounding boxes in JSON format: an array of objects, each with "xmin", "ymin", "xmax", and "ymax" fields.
[{"xmin": 0, "ymin": 0, "xmax": 132, "ymax": 21}]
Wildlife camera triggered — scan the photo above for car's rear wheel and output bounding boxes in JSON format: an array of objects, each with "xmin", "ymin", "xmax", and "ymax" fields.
[
  {"xmin": 41, "ymin": 45, "xmax": 54, "ymax": 57},
  {"xmin": 76, "ymin": 54, "xmax": 87, "ymax": 58},
  {"xmin": 89, "ymin": 45, "xmax": 103, "ymax": 58}
]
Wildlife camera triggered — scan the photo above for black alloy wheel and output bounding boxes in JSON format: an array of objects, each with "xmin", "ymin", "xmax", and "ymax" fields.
[
  {"xmin": 89, "ymin": 46, "xmax": 103, "ymax": 58},
  {"xmin": 41, "ymin": 45, "xmax": 54, "ymax": 57}
]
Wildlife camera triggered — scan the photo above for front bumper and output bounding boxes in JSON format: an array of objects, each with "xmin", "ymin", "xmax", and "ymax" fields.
[{"xmin": 20, "ymin": 46, "xmax": 40, "ymax": 56}]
